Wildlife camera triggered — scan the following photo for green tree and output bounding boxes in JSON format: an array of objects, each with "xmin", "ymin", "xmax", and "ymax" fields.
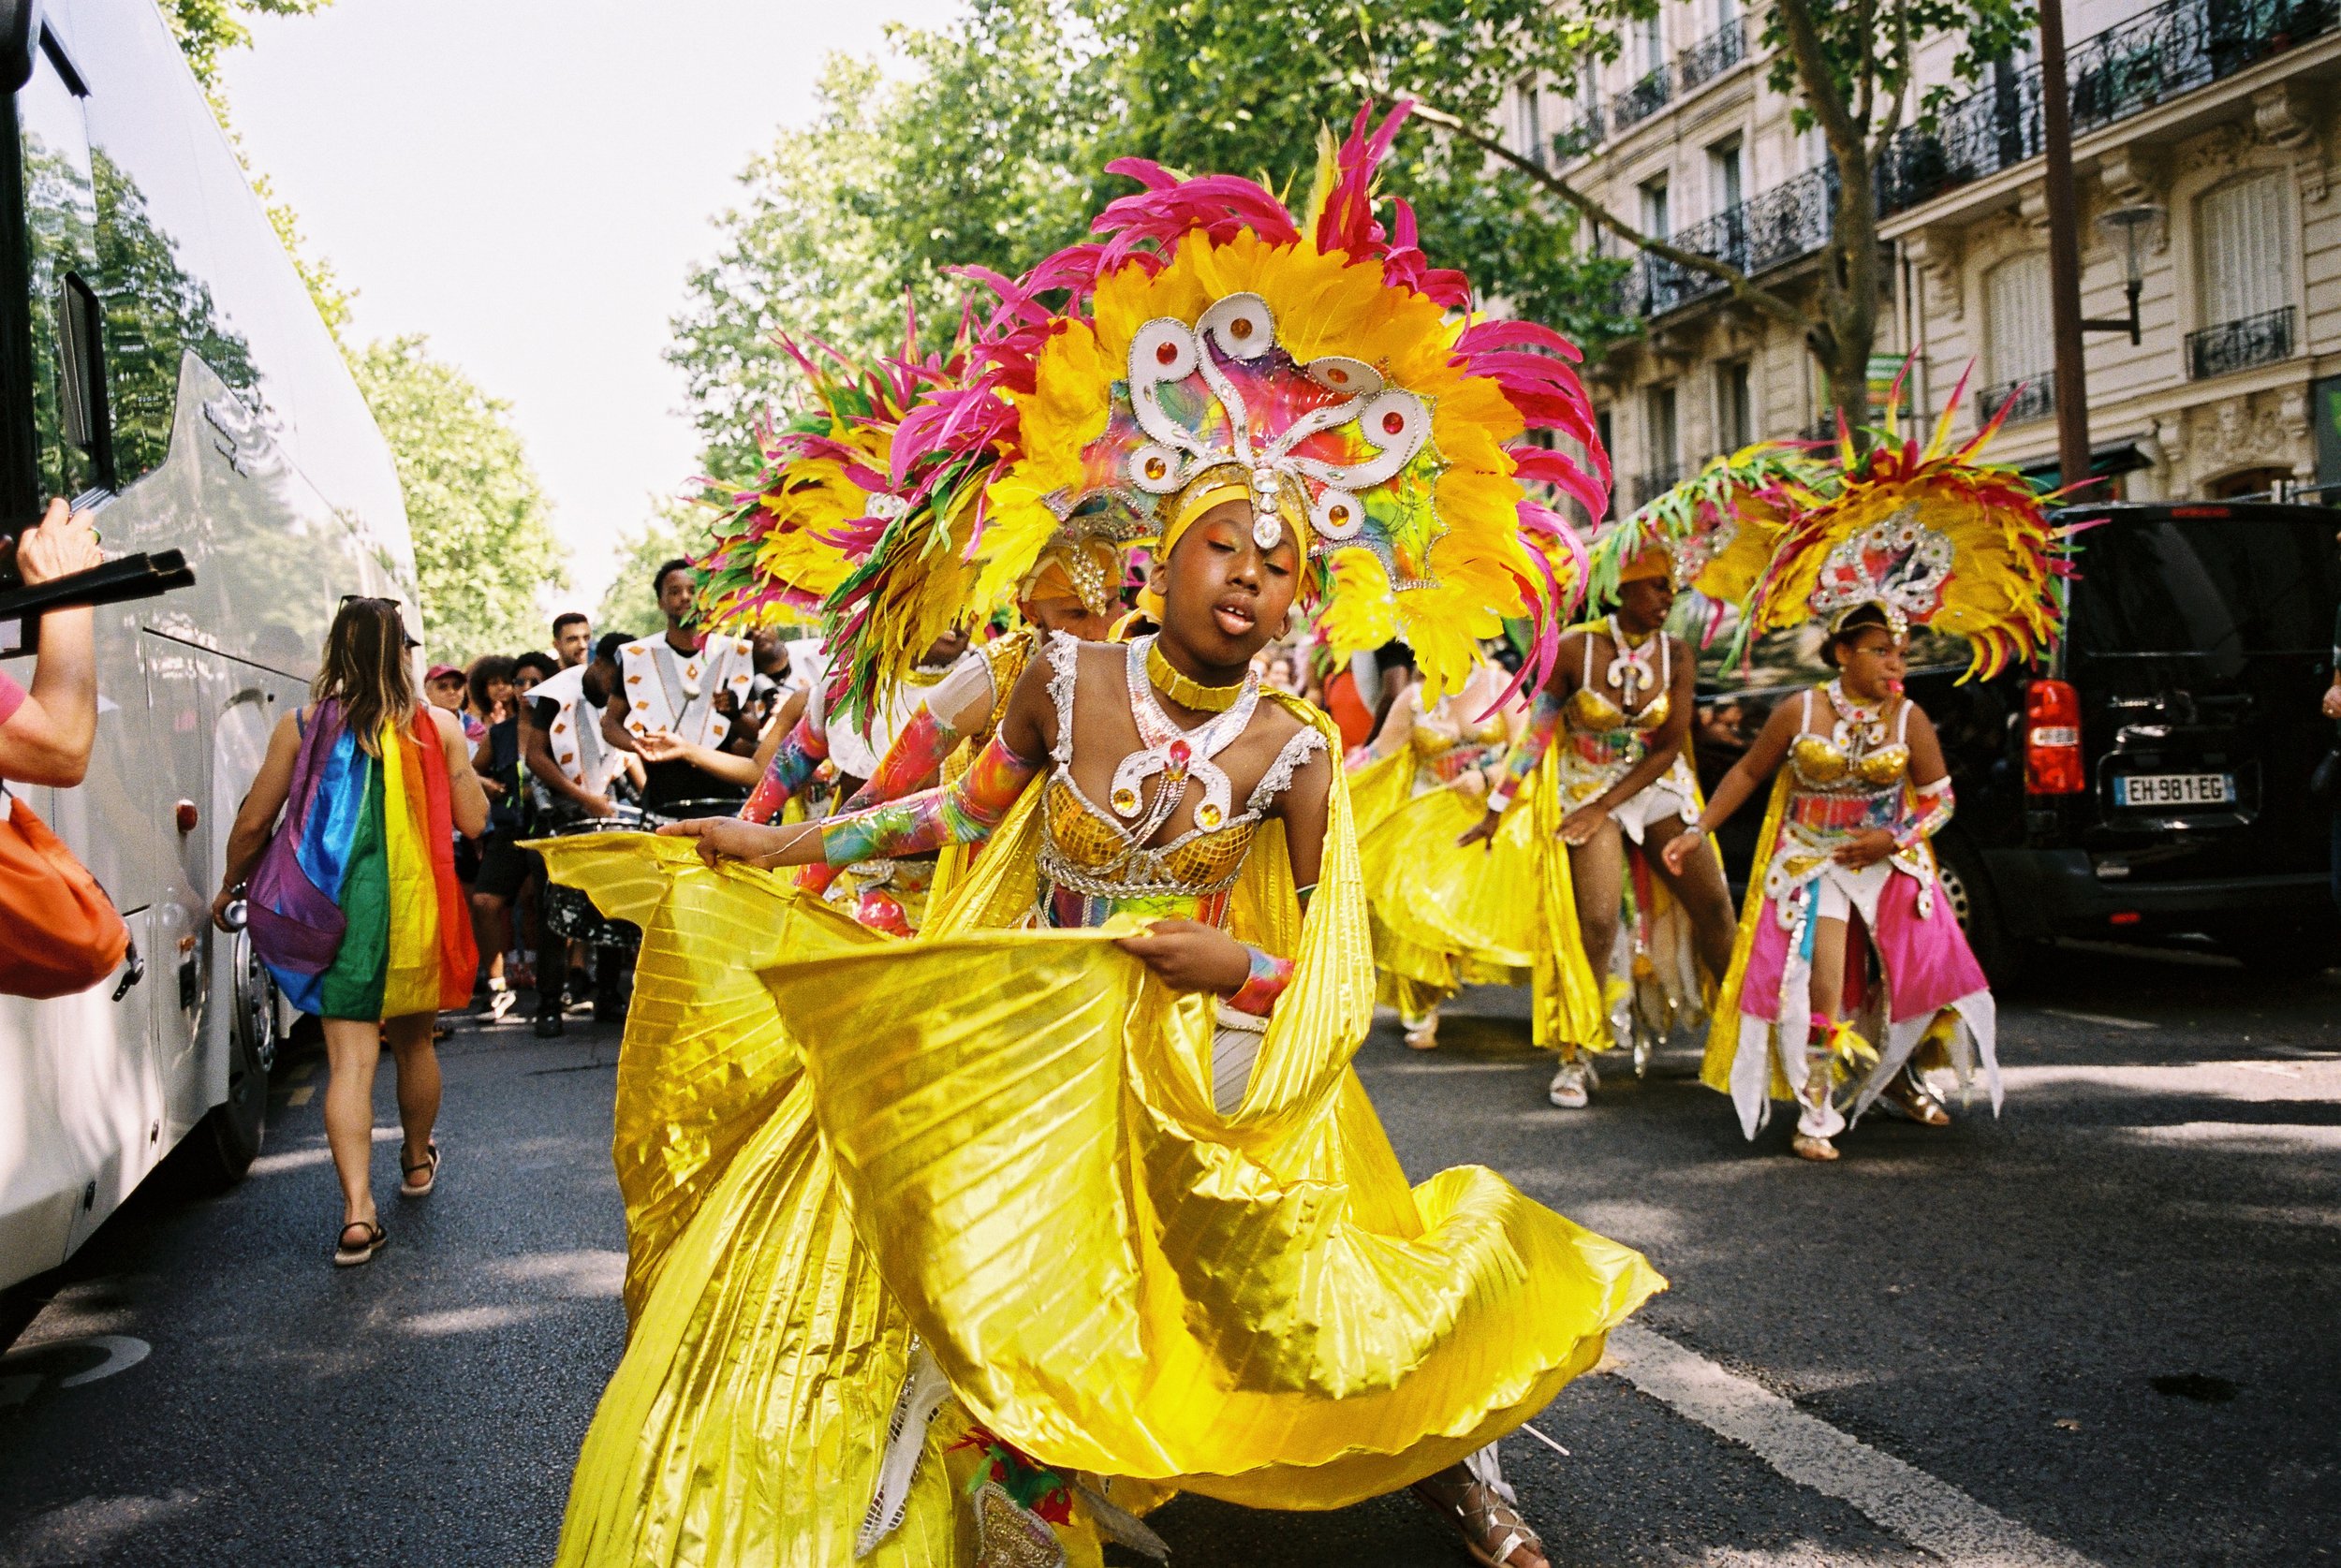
[
  {"xmin": 159, "ymin": 0, "xmax": 338, "ymax": 97},
  {"xmin": 352, "ymin": 336, "xmax": 567, "ymax": 663},
  {"xmin": 667, "ymin": 0, "xmax": 1634, "ymax": 484},
  {"xmin": 1393, "ymin": 0, "xmax": 2034, "ymax": 426}
]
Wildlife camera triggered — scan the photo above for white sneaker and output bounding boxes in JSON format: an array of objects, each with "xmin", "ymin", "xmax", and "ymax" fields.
[{"xmin": 1548, "ymin": 1060, "xmax": 1591, "ymax": 1109}]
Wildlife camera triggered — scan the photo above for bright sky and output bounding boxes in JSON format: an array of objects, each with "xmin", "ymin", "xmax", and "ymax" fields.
[{"xmin": 219, "ymin": 0, "xmax": 965, "ymax": 614}]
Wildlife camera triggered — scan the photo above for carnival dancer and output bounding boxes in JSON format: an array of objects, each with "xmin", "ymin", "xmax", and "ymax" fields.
[
  {"xmin": 1350, "ymin": 654, "xmax": 1539, "ymax": 1049},
  {"xmin": 1661, "ymin": 391, "xmax": 2069, "ymax": 1160},
  {"xmin": 602, "ymin": 557, "xmax": 759, "ymax": 815},
  {"xmin": 541, "ymin": 106, "xmax": 1656, "ymax": 1568},
  {"xmin": 1460, "ymin": 447, "xmax": 1807, "ymax": 1105}
]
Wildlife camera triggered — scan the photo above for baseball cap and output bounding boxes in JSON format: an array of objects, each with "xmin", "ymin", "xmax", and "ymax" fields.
[{"xmin": 425, "ymin": 664, "xmax": 464, "ymax": 683}]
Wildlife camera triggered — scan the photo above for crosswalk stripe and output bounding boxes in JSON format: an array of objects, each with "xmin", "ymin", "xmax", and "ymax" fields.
[{"xmin": 1605, "ymin": 1324, "xmax": 2101, "ymax": 1567}]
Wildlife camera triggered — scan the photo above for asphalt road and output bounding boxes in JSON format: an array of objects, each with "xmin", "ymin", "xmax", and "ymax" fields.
[{"xmin": 2, "ymin": 944, "xmax": 2335, "ymax": 1568}]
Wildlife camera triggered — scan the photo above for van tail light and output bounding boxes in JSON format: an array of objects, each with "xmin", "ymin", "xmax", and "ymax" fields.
[{"xmin": 2025, "ymin": 679, "xmax": 2084, "ymax": 794}]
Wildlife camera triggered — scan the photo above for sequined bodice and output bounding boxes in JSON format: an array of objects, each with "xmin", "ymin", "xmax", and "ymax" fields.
[
  {"xmin": 1411, "ymin": 690, "xmax": 1509, "ymax": 787},
  {"xmin": 1785, "ymin": 685, "xmax": 1910, "ymax": 836},
  {"xmin": 1037, "ymin": 635, "xmax": 1325, "ymax": 927},
  {"xmin": 1568, "ymin": 684, "xmax": 1671, "ymax": 735}
]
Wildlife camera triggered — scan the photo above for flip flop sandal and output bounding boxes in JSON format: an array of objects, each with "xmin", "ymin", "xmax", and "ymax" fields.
[
  {"xmin": 333, "ymin": 1219, "xmax": 387, "ymax": 1268},
  {"xmin": 398, "ymin": 1142, "xmax": 441, "ymax": 1198},
  {"xmin": 1411, "ymin": 1477, "xmax": 1547, "ymax": 1568}
]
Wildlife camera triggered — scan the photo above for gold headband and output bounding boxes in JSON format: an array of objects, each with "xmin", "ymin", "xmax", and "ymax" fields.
[{"xmin": 1160, "ymin": 475, "xmax": 1308, "ymax": 562}]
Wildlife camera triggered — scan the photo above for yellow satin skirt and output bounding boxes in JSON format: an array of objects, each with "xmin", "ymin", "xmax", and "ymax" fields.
[{"xmin": 1358, "ymin": 773, "xmax": 1541, "ymax": 1011}]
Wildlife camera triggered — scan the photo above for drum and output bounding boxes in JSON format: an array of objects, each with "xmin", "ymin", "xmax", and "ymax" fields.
[{"xmin": 541, "ymin": 812, "xmax": 645, "ymax": 952}]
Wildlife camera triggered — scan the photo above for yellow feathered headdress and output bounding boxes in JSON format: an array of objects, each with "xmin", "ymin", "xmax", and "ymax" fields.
[
  {"xmin": 961, "ymin": 103, "xmax": 1605, "ymax": 698},
  {"xmin": 1743, "ymin": 373, "xmax": 2076, "ymax": 681}
]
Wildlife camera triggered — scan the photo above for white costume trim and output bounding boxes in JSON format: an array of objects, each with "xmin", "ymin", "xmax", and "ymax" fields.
[{"xmin": 617, "ymin": 634, "xmax": 756, "ymax": 750}]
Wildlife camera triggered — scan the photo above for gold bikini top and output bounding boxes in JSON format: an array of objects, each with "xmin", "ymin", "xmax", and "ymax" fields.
[
  {"xmin": 1789, "ymin": 685, "xmax": 1912, "ymax": 791},
  {"xmin": 1037, "ymin": 635, "xmax": 1327, "ymax": 901},
  {"xmin": 1410, "ymin": 690, "xmax": 1509, "ymax": 757},
  {"xmin": 1567, "ymin": 619, "xmax": 1672, "ymax": 735}
]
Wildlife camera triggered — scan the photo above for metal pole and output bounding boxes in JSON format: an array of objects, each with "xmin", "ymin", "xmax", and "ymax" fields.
[{"xmin": 2038, "ymin": 0, "xmax": 2092, "ymax": 491}]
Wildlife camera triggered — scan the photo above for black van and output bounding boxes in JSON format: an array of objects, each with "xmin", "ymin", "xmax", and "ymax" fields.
[{"xmin": 1694, "ymin": 501, "xmax": 2341, "ymax": 984}]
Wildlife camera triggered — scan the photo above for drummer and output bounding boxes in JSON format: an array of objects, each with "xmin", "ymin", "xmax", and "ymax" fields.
[
  {"xmin": 600, "ymin": 558, "xmax": 759, "ymax": 817},
  {"xmin": 523, "ymin": 631, "xmax": 636, "ymax": 1036}
]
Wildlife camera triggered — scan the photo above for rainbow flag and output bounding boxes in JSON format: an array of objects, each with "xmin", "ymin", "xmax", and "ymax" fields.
[{"xmin": 273, "ymin": 708, "xmax": 476, "ymax": 1020}]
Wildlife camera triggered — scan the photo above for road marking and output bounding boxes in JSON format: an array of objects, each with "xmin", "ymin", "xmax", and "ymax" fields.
[
  {"xmin": 2039, "ymin": 1008, "xmax": 2155, "ymax": 1031},
  {"xmin": 287, "ymin": 1085, "xmax": 315, "ymax": 1106},
  {"xmin": 1604, "ymin": 1324, "xmax": 2101, "ymax": 1567}
]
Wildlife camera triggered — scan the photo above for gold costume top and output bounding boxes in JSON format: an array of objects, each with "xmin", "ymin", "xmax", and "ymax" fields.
[
  {"xmin": 1037, "ymin": 634, "xmax": 1326, "ymax": 927},
  {"xmin": 1558, "ymin": 619, "xmax": 1696, "ymax": 810}
]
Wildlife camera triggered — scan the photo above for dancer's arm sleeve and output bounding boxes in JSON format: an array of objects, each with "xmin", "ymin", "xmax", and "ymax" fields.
[
  {"xmin": 1894, "ymin": 777, "xmax": 1954, "ymax": 852},
  {"xmin": 817, "ymin": 736, "xmax": 1038, "ymax": 864},
  {"xmin": 1484, "ymin": 690, "xmax": 1563, "ymax": 813},
  {"xmin": 1223, "ymin": 945, "xmax": 1295, "ymax": 1018},
  {"xmin": 741, "ymin": 711, "xmax": 830, "ymax": 825}
]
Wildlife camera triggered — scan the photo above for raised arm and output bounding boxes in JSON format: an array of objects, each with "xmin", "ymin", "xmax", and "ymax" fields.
[{"xmin": 0, "ymin": 499, "xmax": 102, "ymax": 786}]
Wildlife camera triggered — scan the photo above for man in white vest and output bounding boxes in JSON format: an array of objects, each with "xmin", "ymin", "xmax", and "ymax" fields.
[
  {"xmin": 524, "ymin": 632, "xmax": 637, "ymax": 1035},
  {"xmin": 601, "ymin": 558, "xmax": 758, "ymax": 817}
]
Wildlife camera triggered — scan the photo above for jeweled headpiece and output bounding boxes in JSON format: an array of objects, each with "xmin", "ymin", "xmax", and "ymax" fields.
[
  {"xmin": 966, "ymin": 103, "xmax": 1606, "ymax": 696},
  {"xmin": 1742, "ymin": 372, "xmax": 2075, "ymax": 681}
]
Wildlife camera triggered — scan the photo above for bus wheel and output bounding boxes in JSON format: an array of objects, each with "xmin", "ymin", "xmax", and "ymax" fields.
[{"xmin": 183, "ymin": 931, "xmax": 276, "ymax": 1191}]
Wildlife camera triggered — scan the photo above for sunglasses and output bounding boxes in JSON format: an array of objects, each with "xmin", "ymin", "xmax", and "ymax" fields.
[{"xmin": 339, "ymin": 593, "xmax": 421, "ymax": 650}]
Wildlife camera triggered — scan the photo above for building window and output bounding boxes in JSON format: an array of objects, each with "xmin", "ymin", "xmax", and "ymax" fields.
[
  {"xmin": 1637, "ymin": 385, "xmax": 1682, "ymax": 506},
  {"xmin": 1597, "ymin": 408, "xmax": 1616, "ymax": 520},
  {"xmin": 1708, "ymin": 139, "xmax": 1744, "ymax": 216},
  {"xmin": 1640, "ymin": 177, "xmax": 1671, "ymax": 242},
  {"xmin": 1517, "ymin": 77, "xmax": 1546, "ymax": 168},
  {"xmin": 2188, "ymin": 172, "xmax": 2294, "ymax": 379},
  {"xmin": 1717, "ymin": 360, "xmax": 1753, "ymax": 450},
  {"xmin": 1983, "ymin": 253, "xmax": 2054, "ymax": 423},
  {"xmin": 1640, "ymin": 11, "xmax": 1665, "ymax": 74}
]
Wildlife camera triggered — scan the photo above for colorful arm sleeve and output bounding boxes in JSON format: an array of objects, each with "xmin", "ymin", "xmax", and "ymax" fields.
[
  {"xmin": 1484, "ymin": 690, "xmax": 1563, "ymax": 812},
  {"xmin": 740, "ymin": 712, "xmax": 830, "ymax": 826},
  {"xmin": 1894, "ymin": 777, "xmax": 1955, "ymax": 853},
  {"xmin": 817, "ymin": 736, "xmax": 1039, "ymax": 866},
  {"xmin": 847, "ymin": 704, "xmax": 958, "ymax": 813},
  {"xmin": 1223, "ymin": 945, "xmax": 1295, "ymax": 1018}
]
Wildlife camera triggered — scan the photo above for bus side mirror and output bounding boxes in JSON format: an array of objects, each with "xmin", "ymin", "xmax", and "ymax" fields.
[{"xmin": 1, "ymin": 1, "xmax": 43, "ymax": 93}]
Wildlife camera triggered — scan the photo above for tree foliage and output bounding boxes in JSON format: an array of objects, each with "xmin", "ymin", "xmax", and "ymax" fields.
[
  {"xmin": 668, "ymin": 0, "xmax": 1633, "ymax": 486},
  {"xmin": 159, "ymin": 0, "xmax": 338, "ymax": 95},
  {"xmin": 1418, "ymin": 0, "xmax": 2034, "ymax": 425},
  {"xmin": 352, "ymin": 337, "xmax": 567, "ymax": 664}
]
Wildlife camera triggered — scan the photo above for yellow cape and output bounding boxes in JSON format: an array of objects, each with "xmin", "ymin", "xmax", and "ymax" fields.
[{"xmin": 771, "ymin": 698, "xmax": 1661, "ymax": 1509}]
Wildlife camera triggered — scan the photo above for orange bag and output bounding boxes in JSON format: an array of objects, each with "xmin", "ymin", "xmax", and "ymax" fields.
[{"xmin": 0, "ymin": 783, "xmax": 132, "ymax": 999}]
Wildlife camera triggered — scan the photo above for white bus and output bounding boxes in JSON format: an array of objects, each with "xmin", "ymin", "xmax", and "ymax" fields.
[{"xmin": 0, "ymin": 0, "xmax": 416, "ymax": 1294}]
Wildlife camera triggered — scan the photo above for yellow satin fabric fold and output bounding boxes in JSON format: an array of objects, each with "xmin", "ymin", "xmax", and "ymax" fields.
[
  {"xmin": 1359, "ymin": 769, "xmax": 1539, "ymax": 999},
  {"xmin": 1700, "ymin": 770, "xmax": 1797, "ymax": 1102},
  {"xmin": 536, "ymin": 835, "xmax": 961, "ymax": 1568},
  {"xmin": 769, "ymin": 707, "xmax": 1665, "ymax": 1511},
  {"xmin": 1529, "ymin": 746, "xmax": 1608, "ymax": 1053}
]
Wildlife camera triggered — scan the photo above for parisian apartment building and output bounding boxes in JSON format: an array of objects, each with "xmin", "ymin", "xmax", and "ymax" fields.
[{"xmin": 1507, "ymin": 0, "xmax": 2341, "ymax": 511}]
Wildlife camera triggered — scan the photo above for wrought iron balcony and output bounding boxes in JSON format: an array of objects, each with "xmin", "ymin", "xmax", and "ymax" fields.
[
  {"xmin": 1633, "ymin": 166, "xmax": 1838, "ymax": 318},
  {"xmin": 1678, "ymin": 18, "xmax": 1746, "ymax": 92},
  {"xmin": 1881, "ymin": 0, "xmax": 2340, "ymax": 213},
  {"xmin": 1632, "ymin": 464, "xmax": 1686, "ymax": 507},
  {"xmin": 2186, "ymin": 305, "xmax": 2295, "ymax": 379},
  {"xmin": 1551, "ymin": 103, "xmax": 1605, "ymax": 160},
  {"xmin": 1980, "ymin": 376, "xmax": 2055, "ymax": 425},
  {"xmin": 1612, "ymin": 66, "xmax": 1671, "ymax": 131}
]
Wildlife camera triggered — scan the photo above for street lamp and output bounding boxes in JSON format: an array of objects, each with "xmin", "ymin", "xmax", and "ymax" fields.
[{"xmin": 2086, "ymin": 204, "xmax": 2162, "ymax": 347}]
